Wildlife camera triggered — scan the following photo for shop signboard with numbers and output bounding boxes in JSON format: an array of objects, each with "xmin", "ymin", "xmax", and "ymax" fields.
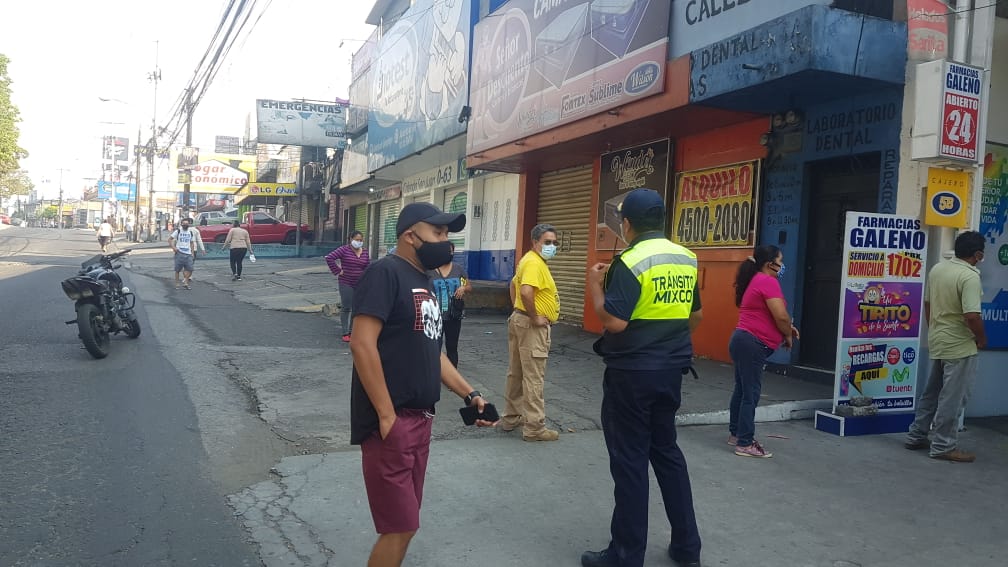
[
  {"xmin": 671, "ymin": 161, "xmax": 759, "ymax": 248},
  {"xmin": 833, "ymin": 212, "xmax": 928, "ymax": 412}
]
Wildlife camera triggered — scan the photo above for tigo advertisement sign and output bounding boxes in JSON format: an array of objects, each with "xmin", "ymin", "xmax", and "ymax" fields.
[
  {"xmin": 671, "ymin": 161, "xmax": 759, "ymax": 248},
  {"xmin": 96, "ymin": 181, "xmax": 137, "ymax": 201},
  {"xmin": 923, "ymin": 167, "xmax": 969, "ymax": 227},
  {"xmin": 467, "ymin": 0, "xmax": 669, "ymax": 154},
  {"xmin": 834, "ymin": 212, "xmax": 928, "ymax": 412},
  {"xmin": 979, "ymin": 142, "xmax": 1008, "ymax": 348}
]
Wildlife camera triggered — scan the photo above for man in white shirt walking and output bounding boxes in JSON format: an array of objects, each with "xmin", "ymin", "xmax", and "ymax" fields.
[
  {"xmin": 169, "ymin": 218, "xmax": 205, "ymax": 290},
  {"xmin": 96, "ymin": 217, "xmax": 115, "ymax": 253}
]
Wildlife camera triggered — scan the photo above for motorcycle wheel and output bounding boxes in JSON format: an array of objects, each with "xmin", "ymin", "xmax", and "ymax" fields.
[
  {"xmin": 77, "ymin": 304, "xmax": 110, "ymax": 359},
  {"xmin": 125, "ymin": 317, "xmax": 141, "ymax": 338}
]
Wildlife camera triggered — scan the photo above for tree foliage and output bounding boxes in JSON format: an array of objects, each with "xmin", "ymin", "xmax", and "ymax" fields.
[
  {"xmin": 41, "ymin": 205, "xmax": 57, "ymax": 219},
  {"xmin": 0, "ymin": 53, "xmax": 27, "ymax": 177},
  {"xmin": 0, "ymin": 168, "xmax": 33, "ymax": 200}
]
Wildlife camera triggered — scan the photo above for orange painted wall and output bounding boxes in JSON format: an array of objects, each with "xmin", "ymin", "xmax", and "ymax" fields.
[{"xmin": 674, "ymin": 118, "xmax": 770, "ymax": 362}]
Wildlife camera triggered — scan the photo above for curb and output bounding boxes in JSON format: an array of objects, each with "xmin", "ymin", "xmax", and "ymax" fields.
[{"xmin": 677, "ymin": 399, "xmax": 833, "ymax": 426}]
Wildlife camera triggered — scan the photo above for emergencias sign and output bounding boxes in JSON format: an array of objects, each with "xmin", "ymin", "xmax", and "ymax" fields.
[
  {"xmin": 671, "ymin": 161, "xmax": 760, "ymax": 248},
  {"xmin": 256, "ymin": 99, "xmax": 348, "ymax": 148}
]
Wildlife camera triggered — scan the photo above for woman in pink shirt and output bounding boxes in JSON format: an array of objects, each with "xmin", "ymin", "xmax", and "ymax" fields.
[{"xmin": 729, "ymin": 245, "xmax": 799, "ymax": 458}]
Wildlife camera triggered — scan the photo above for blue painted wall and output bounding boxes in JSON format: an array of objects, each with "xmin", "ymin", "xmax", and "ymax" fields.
[
  {"xmin": 762, "ymin": 88, "xmax": 903, "ymax": 363},
  {"xmin": 462, "ymin": 249, "xmax": 514, "ymax": 281}
]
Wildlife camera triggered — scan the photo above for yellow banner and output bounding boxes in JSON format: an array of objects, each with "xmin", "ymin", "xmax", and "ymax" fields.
[
  {"xmin": 924, "ymin": 167, "xmax": 969, "ymax": 227},
  {"xmin": 170, "ymin": 150, "xmax": 257, "ymax": 194},
  {"xmin": 672, "ymin": 161, "xmax": 760, "ymax": 248},
  {"xmin": 236, "ymin": 182, "xmax": 297, "ymax": 197}
]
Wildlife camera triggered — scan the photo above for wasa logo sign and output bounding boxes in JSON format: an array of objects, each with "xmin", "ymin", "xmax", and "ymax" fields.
[{"xmin": 931, "ymin": 191, "xmax": 962, "ymax": 216}]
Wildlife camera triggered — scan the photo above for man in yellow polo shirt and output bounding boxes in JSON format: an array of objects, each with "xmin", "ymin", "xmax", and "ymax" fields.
[
  {"xmin": 502, "ymin": 223, "xmax": 561, "ymax": 441},
  {"xmin": 905, "ymin": 230, "xmax": 987, "ymax": 462}
]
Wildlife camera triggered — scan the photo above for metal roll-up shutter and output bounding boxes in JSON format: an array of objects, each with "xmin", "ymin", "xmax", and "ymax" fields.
[
  {"xmin": 377, "ymin": 200, "xmax": 401, "ymax": 256},
  {"xmin": 536, "ymin": 165, "xmax": 592, "ymax": 324},
  {"xmin": 353, "ymin": 205, "xmax": 367, "ymax": 233}
]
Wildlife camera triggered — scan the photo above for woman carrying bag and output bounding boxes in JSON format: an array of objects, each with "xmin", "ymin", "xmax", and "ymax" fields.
[
  {"xmin": 431, "ymin": 242, "xmax": 472, "ymax": 368},
  {"xmin": 223, "ymin": 219, "xmax": 254, "ymax": 281}
]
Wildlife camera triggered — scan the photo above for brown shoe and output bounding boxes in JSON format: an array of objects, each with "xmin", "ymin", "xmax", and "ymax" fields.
[
  {"xmin": 522, "ymin": 428, "xmax": 559, "ymax": 442},
  {"xmin": 930, "ymin": 449, "xmax": 975, "ymax": 463},
  {"xmin": 904, "ymin": 439, "xmax": 930, "ymax": 450}
]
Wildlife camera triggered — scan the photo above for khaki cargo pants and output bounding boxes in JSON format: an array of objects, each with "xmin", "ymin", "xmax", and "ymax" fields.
[{"xmin": 503, "ymin": 311, "xmax": 552, "ymax": 435}]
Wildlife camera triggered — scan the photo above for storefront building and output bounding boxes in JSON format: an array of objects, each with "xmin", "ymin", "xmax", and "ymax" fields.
[
  {"xmin": 358, "ymin": 0, "xmax": 518, "ymax": 281},
  {"xmin": 467, "ymin": 0, "xmax": 907, "ymax": 366}
]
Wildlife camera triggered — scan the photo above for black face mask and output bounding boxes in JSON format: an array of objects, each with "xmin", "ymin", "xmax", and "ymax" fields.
[{"xmin": 412, "ymin": 235, "xmax": 453, "ymax": 270}]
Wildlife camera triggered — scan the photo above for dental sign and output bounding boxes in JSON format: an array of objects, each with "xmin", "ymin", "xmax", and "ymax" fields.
[{"xmin": 939, "ymin": 61, "xmax": 983, "ymax": 162}]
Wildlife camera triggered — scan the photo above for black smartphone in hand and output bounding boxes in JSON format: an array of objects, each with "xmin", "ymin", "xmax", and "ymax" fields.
[{"xmin": 460, "ymin": 402, "xmax": 499, "ymax": 425}]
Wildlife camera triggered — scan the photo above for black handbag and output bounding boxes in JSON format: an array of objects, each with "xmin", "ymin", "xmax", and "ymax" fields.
[{"xmin": 446, "ymin": 296, "xmax": 465, "ymax": 320}]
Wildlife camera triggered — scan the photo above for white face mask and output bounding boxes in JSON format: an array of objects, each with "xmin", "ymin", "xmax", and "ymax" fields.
[{"xmin": 351, "ymin": 240, "xmax": 364, "ymax": 249}]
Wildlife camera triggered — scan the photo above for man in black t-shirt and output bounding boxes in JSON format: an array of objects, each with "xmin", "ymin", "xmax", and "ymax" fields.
[{"xmin": 350, "ymin": 202, "xmax": 497, "ymax": 567}]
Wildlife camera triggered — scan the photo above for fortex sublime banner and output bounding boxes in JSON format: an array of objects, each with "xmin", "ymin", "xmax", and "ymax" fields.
[
  {"xmin": 833, "ymin": 212, "xmax": 928, "ymax": 413},
  {"xmin": 467, "ymin": 0, "xmax": 669, "ymax": 154}
]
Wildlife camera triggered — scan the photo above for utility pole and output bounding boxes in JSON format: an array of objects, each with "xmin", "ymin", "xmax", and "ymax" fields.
[
  {"xmin": 55, "ymin": 167, "xmax": 67, "ymax": 229},
  {"xmin": 147, "ymin": 41, "xmax": 161, "ymax": 240},
  {"xmin": 182, "ymin": 87, "xmax": 193, "ymax": 219},
  {"xmin": 133, "ymin": 125, "xmax": 142, "ymax": 241}
]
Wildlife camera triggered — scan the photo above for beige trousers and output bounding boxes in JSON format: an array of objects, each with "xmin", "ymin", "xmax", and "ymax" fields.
[{"xmin": 503, "ymin": 311, "xmax": 552, "ymax": 434}]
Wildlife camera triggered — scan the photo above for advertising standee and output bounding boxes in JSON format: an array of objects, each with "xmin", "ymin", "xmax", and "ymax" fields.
[{"xmin": 833, "ymin": 212, "xmax": 928, "ymax": 414}]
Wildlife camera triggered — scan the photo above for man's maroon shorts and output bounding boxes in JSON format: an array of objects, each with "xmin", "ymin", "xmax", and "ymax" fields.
[{"xmin": 360, "ymin": 408, "xmax": 434, "ymax": 534}]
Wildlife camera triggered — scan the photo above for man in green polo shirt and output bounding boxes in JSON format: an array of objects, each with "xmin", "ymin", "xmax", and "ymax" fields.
[{"xmin": 905, "ymin": 231, "xmax": 987, "ymax": 462}]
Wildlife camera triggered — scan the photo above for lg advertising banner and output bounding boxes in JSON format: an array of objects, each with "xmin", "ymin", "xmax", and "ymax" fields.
[
  {"xmin": 979, "ymin": 142, "xmax": 1008, "ymax": 348},
  {"xmin": 256, "ymin": 99, "xmax": 348, "ymax": 148},
  {"xmin": 670, "ymin": 161, "xmax": 759, "ymax": 249},
  {"xmin": 467, "ymin": 0, "xmax": 669, "ymax": 154},
  {"xmin": 939, "ymin": 61, "xmax": 983, "ymax": 162},
  {"xmin": 597, "ymin": 139, "xmax": 669, "ymax": 250},
  {"xmin": 833, "ymin": 212, "xmax": 928, "ymax": 412},
  {"xmin": 368, "ymin": 0, "xmax": 472, "ymax": 171}
]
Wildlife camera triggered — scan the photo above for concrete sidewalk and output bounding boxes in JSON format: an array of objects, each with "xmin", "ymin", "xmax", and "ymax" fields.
[
  {"xmin": 124, "ymin": 243, "xmax": 1008, "ymax": 567},
  {"xmin": 124, "ymin": 242, "xmax": 833, "ymax": 425}
]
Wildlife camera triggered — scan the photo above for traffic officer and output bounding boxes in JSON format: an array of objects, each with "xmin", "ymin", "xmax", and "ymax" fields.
[{"xmin": 581, "ymin": 188, "xmax": 703, "ymax": 567}]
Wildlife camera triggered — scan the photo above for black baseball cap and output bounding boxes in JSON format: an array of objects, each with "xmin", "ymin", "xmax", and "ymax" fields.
[
  {"xmin": 619, "ymin": 188, "xmax": 665, "ymax": 221},
  {"xmin": 395, "ymin": 202, "xmax": 466, "ymax": 236}
]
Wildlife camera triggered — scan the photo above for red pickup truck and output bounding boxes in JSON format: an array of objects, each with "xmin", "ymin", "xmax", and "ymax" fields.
[{"xmin": 197, "ymin": 211, "xmax": 313, "ymax": 245}]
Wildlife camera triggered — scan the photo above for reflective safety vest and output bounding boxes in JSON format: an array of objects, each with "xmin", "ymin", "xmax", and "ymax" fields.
[{"xmin": 618, "ymin": 238, "xmax": 698, "ymax": 321}]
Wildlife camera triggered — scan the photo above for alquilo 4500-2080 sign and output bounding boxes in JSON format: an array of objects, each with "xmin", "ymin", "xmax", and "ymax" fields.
[{"xmin": 672, "ymin": 161, "xmax": 760, "ymax": 248}]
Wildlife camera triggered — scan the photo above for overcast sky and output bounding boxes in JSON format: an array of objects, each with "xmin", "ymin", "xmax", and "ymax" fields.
[{"xmin": 2, "ymin": 0, "xmax": 375, "ymax": 199}]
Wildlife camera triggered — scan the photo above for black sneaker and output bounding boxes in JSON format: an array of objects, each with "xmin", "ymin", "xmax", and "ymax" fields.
[
  {"xmin": 668, "ymin": 545, "xmax": 701, "ymax": 567},
  {"xmin": 581, "ymin": 549, "xmax": 618, "ymax": 567}
]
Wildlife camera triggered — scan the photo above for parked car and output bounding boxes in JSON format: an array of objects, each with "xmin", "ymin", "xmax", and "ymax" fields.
[
  {"xmin": 197, "ymin": 211, "xmax": 313, "ymax": 245},
  {"xmin": 0, "ymin": 214, "xmax": 10, "ymax": 225},
  {"xmin": 195, "ymin": 210, "xmax": 238, "ymax": 225}
]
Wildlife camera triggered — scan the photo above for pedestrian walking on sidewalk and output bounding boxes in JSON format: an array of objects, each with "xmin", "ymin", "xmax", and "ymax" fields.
[
  {"xmin": 325, "ymin": 230, "xmax": 370, "ymax": 342},
  {"xmin": 583, "ymin": 188, "xmax": 703, "ymax": 567},
  {"xmin": 502, "ymin": 223, "xmax": 561, "ymax": 442},
  {"xmin": 350, "ymin": 202, "xmax": 497, "ymax": 567},
  {"xmin": 728, "ymin": 246, "xmax": 799, "ymax": 459},
  {"xmin": 97, "ymin": 217, "xmax": 115, "ymax": 253},
  {"xmin": 223, "ymin": 220, "xmax": 254, "ymax": 281},
  {"xmin": 430, "ymin": 242, "xmax": 472, "ymax": 368},
  {"xmin": 125, "ymin": 218, "xmax": 135, "ymax": 242},
  {"xmin": 905, "ymin": 230, "xmax": 987, "ymax": 463},
  {"xmin": 169, "ymin": 218, "xmax": 205, "ymax": 290}
]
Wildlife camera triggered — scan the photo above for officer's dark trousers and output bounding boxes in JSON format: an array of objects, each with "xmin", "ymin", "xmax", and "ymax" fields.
[{"xmin": 601, "ymin": 367, "xmax": 702, "ymax": 567}]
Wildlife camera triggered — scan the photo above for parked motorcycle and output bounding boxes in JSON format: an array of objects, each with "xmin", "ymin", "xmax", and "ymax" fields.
[{"xmin": 60, "ymin": 249, "xmax": 141, "ymax": 359}]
